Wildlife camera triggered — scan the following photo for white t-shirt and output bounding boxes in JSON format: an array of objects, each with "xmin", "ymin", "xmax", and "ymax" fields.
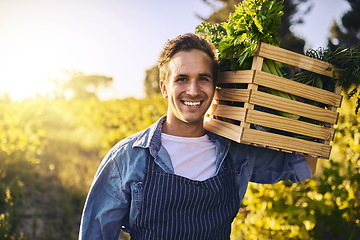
[{"xmin": 161, "ymin": 133, "xmax": 217, "ymax": 181}]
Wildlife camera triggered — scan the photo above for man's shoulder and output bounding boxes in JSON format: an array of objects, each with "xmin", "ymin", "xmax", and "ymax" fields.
[{"xmin": 97, "ymin": 127, "xmax": 152, "ymax": 174}]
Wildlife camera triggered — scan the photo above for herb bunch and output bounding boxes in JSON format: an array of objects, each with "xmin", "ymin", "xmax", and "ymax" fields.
[{"xmin": 196, "ymin": 0, "xmax": 284, "ymax": 70}]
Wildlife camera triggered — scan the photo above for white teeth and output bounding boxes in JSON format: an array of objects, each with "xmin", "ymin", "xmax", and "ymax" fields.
[{"xmin": 184, "ymin": 101, "xmax": 201, "ymax": 106}]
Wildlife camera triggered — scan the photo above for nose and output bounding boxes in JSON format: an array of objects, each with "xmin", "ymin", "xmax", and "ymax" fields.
[{"xmin": 186, "ymin": 80, "xmax": 200, "ymax": 96}]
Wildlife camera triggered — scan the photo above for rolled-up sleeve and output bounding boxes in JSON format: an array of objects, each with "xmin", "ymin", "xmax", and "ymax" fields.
[
  {"xmin": 79, "ymin": 154, "xmax": 130, "ymax": 240},
  {"xmin": 248, "ymin": 145, "xmax": 312, "ymax": 184}
]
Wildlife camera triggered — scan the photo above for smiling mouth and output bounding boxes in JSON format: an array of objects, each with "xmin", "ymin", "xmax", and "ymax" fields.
[{"xmin": 182, "ymin": 101, "xmax": 202, "ymax": 107}]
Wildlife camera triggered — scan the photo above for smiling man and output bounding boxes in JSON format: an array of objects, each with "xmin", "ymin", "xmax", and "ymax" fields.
[
  {"xmin": 79, "ymin": 33, "xmax": 317, "ymax": 240},
  {"xmin": 160, "ymin": 48, "xmax": 215, "ymax": 137}
]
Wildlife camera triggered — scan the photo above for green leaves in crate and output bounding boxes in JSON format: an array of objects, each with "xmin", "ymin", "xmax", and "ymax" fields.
[{"xmin": 196, "ymin": 0, "xmax": 284, "ymax": 70}]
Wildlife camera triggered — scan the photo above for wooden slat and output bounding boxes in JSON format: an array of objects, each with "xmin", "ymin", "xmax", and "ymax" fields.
[
  {"xmin": 207, "ymin": 103, "xmax": 246, "ymax": 122},
  {"xmin": 241, "ymin": 128, "xmax": 331, "ymax": 158},
  {"xmin": 256, "ymin": 42, "xmax": 338, "ymax": 78},
  {"xmin": 203, "ymin": 117, "xmax": 242, "ymax": 142},
  {"xmin": 251, "ymin": 56, "xmax": 264, "ymax": 71},
  {"xmin": 217, "ymin": 70, "xmax": 254, "ymax": 84},
  {"xmin": 214, "ymin": 89, "xmax": 251, "ymax": 102},
  {"xmin": 254, "ymin": 71, "xmax": 342, "ymax": 107},
  {"xmin": 246, "ymin": 109, "xmax": 335, "ymax": 141},
  {"xmin": 325, "ymin": 80, "xmax": 343, "ymax": 146},
  {"xmin": 250, "ymin": 91, "xmax": 339, "ymax": 124}
]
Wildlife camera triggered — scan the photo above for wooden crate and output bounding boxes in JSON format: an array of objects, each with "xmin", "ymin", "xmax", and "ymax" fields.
[{"xmin": 204, "ymin": 42, "xmax": 343, "ymax": 159}]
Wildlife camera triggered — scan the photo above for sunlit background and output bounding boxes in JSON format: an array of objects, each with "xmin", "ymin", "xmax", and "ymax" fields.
[
  {"xmin": 1, "ymin": 1, "xmax": 359, "ymax": 239},
  {"xmin": 0, "ymin": 0, "xmax": 351, "ymax": 101}
]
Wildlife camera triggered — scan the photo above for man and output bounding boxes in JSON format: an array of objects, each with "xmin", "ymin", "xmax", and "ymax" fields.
[{"xmin": 79, "ymin": 33, "xmax": 317, "ymax": 240}]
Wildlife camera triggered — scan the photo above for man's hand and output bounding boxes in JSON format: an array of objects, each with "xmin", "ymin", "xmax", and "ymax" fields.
[{"xmin": 303, "ymin": 155, "xmax": 318, "ymax": 176}]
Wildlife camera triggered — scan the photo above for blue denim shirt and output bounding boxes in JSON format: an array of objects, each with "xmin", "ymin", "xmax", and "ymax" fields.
[{"xmin": 79, "ymin": 116, "xmax": 312, "ymax": 240}]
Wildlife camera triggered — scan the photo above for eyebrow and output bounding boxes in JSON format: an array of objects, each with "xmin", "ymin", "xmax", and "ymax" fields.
[
  {"xmin": 199, "ymin": 73, "xmax": 212, "ymax": 78},
  {"xmin": 175, "ymin": 73, "xmax": 212, "ymax": 78}
]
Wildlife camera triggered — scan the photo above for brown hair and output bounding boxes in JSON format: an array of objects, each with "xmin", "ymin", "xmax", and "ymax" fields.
[{"xmin": 158, "ymin": 33, "xmax": 218, "ymax": 85}]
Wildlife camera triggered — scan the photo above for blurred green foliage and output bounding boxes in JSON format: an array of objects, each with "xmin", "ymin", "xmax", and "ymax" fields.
[{"xmin": 0, "ymin": 95, "xmax": 167, "ymax": 239}]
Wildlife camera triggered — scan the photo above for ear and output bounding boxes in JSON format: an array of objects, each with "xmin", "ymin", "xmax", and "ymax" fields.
[{"xmin": 160, "ymin": 80, "xmax": 168, "ymax": 98}]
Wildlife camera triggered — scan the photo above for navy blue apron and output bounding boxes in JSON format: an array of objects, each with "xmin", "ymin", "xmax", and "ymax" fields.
[{"xmin": 131, "ymin": 154, "xmax": 240, "ymax": 240}]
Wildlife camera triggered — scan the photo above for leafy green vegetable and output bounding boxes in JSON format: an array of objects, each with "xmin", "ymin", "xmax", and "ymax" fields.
[
  {"xmin": 262, "ymin": 58, "xmax": 300, "ymax": 120},
  {"xmin": 196, "ymin": 0, "xmax": 284, "ymax": 70}
]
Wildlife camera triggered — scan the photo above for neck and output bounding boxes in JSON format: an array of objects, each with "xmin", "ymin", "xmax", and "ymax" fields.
[{"xmin": 162, "ymin": 118, "xmax": 205, "ymax": 137}]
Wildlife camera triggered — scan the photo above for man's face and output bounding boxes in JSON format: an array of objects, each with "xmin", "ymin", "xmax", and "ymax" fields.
[{"xmin": 160, "ymin": 49, "xmax": 215, "ymax": 127}]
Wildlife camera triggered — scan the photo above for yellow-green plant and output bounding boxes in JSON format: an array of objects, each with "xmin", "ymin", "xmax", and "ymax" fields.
[{"xmin": 0, "ymin": 95, "xmax": 168, "ymax": 239}]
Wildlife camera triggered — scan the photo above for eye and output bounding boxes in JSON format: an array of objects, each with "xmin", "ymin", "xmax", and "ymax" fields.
[
  {"xmin": 176, "ymin": 77, "xmax": 187, "ymax": 82},
  {"xmin": 199, "ymin": 76, "xmax": 211, "ymax": 82}
]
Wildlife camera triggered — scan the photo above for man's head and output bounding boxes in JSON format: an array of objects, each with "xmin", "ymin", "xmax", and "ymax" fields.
[
  {"xmin": 158, "ymin": 34, "xmax": 218, "ymax": 135},
  {"xmin": 158, "ymin": 33, "xmax": 218, "ymax": 85}
]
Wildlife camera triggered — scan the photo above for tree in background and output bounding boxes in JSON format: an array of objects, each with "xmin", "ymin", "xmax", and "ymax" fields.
[
  {"xmin": 277, "ymin": 0, "xmax": 310, "ymax": 53},
  {"xmin": 53, "ymin": 71, "xmax": 113, "ymax": 99},
  {"xmin": 144, "ymin": 66, "xmax": 160, "ymax": 96},
  {"xmin": 328, "ymin": 0, "xmax": 360, "ymax": 51},
  {"xmin": 199, "ymin": 0, "xmax": 241, "ymax": 24}
]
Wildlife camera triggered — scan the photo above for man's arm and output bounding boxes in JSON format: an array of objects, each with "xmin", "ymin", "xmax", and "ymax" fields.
[
  {"xmin": 303, "ymin": 155, "xmax": 318, "ymax": 176},
  {"xmin": 241, "ymin": 144, "xmax": 314, "ymax": 184},
  {"xmin": 79, "ymin": 157, "xmax": 129, "ymax": 240}
]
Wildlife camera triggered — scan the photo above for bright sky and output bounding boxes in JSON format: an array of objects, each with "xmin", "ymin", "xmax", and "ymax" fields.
[{"xmin": 0, "ymin": 0, "xmax": 351, "ymax": 101}]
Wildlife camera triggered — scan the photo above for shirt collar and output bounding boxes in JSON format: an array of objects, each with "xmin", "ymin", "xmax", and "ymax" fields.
[{"xmin": 133, "ymin": 115, "xmax": 166, "ymax": 149}]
